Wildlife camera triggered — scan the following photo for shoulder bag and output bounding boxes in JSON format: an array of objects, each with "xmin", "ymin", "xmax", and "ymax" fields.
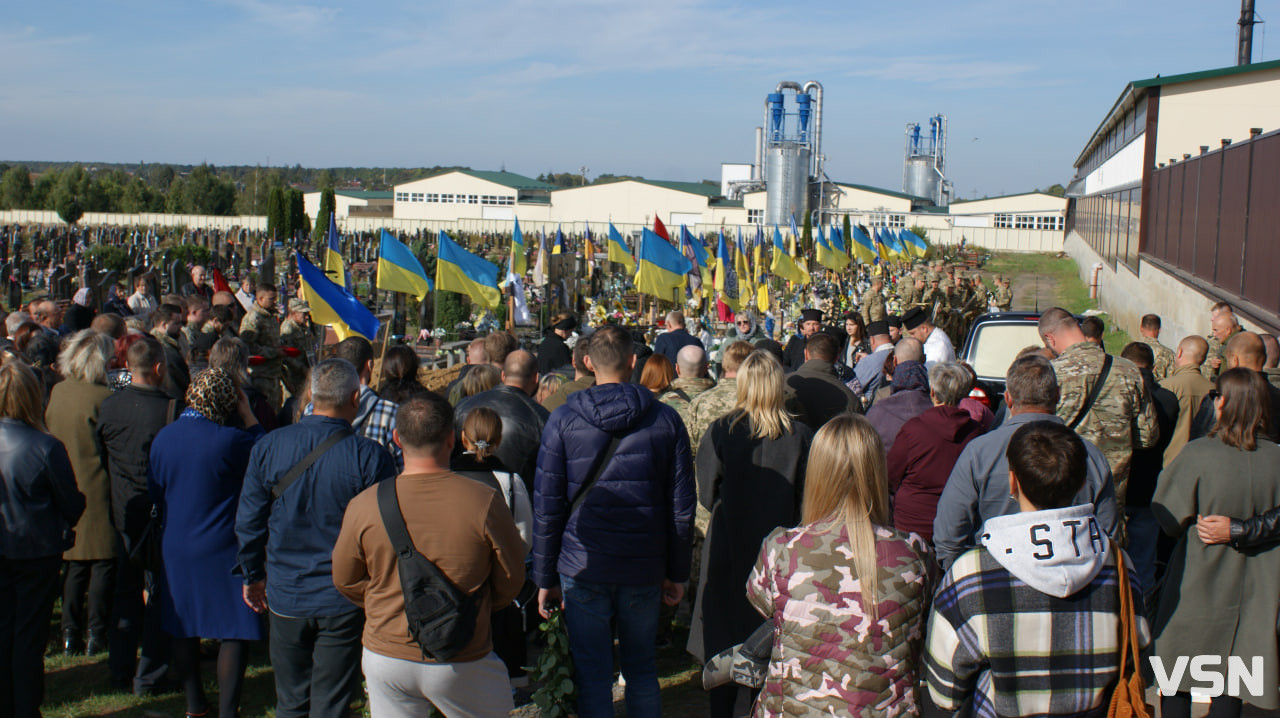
[{"xmin": 1107, "ymin": 543, "xmax": 1152, "ymax": 717}]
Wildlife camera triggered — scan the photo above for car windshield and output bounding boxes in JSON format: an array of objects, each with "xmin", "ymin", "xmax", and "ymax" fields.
[{"xmin": 966, "ymin": 322, "xmax": 1046, "ymax": 379}]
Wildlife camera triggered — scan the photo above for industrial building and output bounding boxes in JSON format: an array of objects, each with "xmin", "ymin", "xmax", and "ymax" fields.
[
  {"xmin": 302, "ymin": 189, "xmax": 393, "ymax": 221},
  {"xmin": 1063, "ymin": 50, "xmax": 1280, "ymax": 343}
]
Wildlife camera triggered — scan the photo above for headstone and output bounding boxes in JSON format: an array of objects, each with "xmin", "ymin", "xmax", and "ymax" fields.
[
  {"xmin": 170, "ymin": 260, "xmax": 190, "ymax": 297},
  {"xmin": 259, "ymin": 240, "xmax": 275, "ymax": 286},
  {"xmin": 96, "ymin": 270, "xmax": 117, "ymax": 311},
  {"xmin": 7, "ymin": 277, "xmax": 21, "ymax": 313}
]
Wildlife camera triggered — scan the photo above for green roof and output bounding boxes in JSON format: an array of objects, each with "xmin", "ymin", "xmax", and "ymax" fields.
[
  {"xmin": 709, "ymin": 198, "xmax": 744, "ymax": 208},
  {"xmin": 421, "ymin": 169, "xmax": 556, "ymax": 191},
  {"xmin": 835, "ymin": 182, "xmax": 929, "ymax": 203},
  {"xmin": 951, "ymin": 191, "xmax": 1062, "ymax": 205},
  {"xmin": 335, "ymin": 190, "xmax": 392, "ymax": 200},
  {"xmin": 518, "ymin": 195, "xmax": 550, "ymax": 205},
  {"xmin": 1132, "ymin": 58, "xmax": 1280, "ymax": 88}
]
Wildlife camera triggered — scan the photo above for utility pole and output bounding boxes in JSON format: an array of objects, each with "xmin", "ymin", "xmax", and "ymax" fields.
[{"xmin": 580, "ymin": 166, "xmax": 589, "ymax": 187}]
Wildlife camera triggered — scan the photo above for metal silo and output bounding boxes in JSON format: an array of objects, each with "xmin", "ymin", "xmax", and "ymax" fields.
[
  {"xmin": 765, "ymin": 143, "xmax": 810, "ymax": 227},
  {"xmin": 903, "ymin": 114, "xmax": 948, "ymax": 206}
]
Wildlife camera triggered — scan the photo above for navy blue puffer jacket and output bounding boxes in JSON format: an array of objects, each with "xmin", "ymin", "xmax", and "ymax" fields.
[{"xmin": 532, "ymin": 381, "xmax": 695, "ymax": 588}]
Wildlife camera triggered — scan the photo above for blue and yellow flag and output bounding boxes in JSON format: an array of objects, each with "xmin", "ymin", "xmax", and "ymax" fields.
[
  {"xmin": 680, "ymin": 225, "xmax": 712, "ymax": 298},
  {"xmin": 714, "ymin": 229, "xmax": 741, "ymax": 311},
  {"xmin": 509, "ymin": 217, "xmax": 527, "ymax": 279},
  {"xmin": 635, "ymin": 228, "xmax": 691, "ymax": 299},
  {"xmin": 325, "ymin": 213, "xmax": 351, "ymax": 291},
  {"xmin": 552, "ymin": 225, "xmax": 565, "ymax": 255},
  {"xmin": 850, "ymin": 226, "xmax": 878, "ymax": 264},
  {"xmin": 770, "ymin": 225, "xmax": 808, "ymax": 285},
  {"xmin": 297, "ymin": 253, "xmax": 380, "ymax": 342},
  {"xmin": 900, "ymin": 228, "xmax": 929, "ymax": 259},
  {"xmin": 436, "ymin": 230, "xmax": 502, "ymax": 309},
  {"xmin": 377, "ymin": 229, "xmax": 433, "ymax": 300},
  {"xmin": 815, "ymin": 224, "xmax": 850, "ymax": 272},
  {"xmin": 607, "ymin": 223, "xmax": 636, "ymax": 273},
  {"xmin": 831, "ymin": 225, "xmax": 847, "ymax": 256}
]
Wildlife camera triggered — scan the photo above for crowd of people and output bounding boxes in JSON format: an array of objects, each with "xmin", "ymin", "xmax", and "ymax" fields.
[{"xmin": 3, "ymin": 252, "xmax": 1280, "ymax": 718}]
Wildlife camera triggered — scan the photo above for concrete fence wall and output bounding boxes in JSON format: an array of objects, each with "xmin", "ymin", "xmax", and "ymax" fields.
[{"xmin": 0, "ymin": 209, "xmax": 267, "ymax": 231}]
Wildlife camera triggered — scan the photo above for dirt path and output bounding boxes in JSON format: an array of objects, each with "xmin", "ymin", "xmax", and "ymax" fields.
[{"xmin": 1010, "ymin": 273, "xmax": 1056, "ymax": 312}]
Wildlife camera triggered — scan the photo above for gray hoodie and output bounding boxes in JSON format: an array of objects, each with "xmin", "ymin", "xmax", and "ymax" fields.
[{"xmin": 981, "ymin": 504, "xmax": 1109, "ymax": 598}]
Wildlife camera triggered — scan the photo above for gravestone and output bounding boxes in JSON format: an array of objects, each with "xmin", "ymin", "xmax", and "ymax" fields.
[
  {"xmin": 7, "ymin": 277, "xmax": 21, "ymax": 313},
  {"xmin": 96, "ymin": 270, "xmax": 118, "ymax": 311},
  {"xmin": 170, "ymin": 260, "xmax": 190, "ymax": 297}
]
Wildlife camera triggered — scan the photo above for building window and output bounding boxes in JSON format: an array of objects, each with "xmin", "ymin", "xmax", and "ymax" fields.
[
  {"xmin": 867, "ymin": 213, "xmax": 905, "ymax": 228},
  {"xmin": 467, "ymin": 195, "xmax": 479, "ymax": 204},
  {"xmin": 995, "ymin": 214, "xmax": 1013, "ymax": 229},
  {"xmin": 747, "ymin": 209, "xmax": 763, "ymax": 224},
  {"xmin": 410, "ymin": 193, "xmax": 424, "ymax": 202},
  {"xmin": 441, "ymin": 194, "xmax": 454, "ymax": 203},
  {"xmin": 1034, "ymin": 216, "xmax": 1064, "ymax": 231},
  {"xmin": 395, "ymin": 192, "xmax": 409, "ymax": 202},
  {"xmin": 425, "ymin": 193, "xmax": 438, "ymax": 203}
]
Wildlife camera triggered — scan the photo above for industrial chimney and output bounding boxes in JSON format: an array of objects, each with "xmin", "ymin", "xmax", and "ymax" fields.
[{"xmin": 1239, "ymin": 0, "xmax": 1257, "ymax": 66}]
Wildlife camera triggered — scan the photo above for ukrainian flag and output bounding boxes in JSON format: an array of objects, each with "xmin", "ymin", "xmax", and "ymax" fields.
[
  {"xmin": 850, "ymin": 226, "xmax": 878, "ymax": 264},
  {"xmin": 325, "ymin": 213, "xmax": 351, "ymax": 291},
  {"xmin": 815, "ymin": 225, "xmax": 850, "ymax": 272},
  {"xmin": 509, "ymin": 217, "xmax": 527, "ymax": 279},
  {"xmin": 297, "ymin": 253, "xmax": 380, "ymax": 342},
  {"xmin": 770, "ymin": 225, "xmax": 808, "ymax": 285},
  {"xmin": 436, "ymin": 230, "xmax": 502, "ymax": 309},
  {"xmin": 607, "ymin": 223, "xmax": 636, "ymax": 273},
  {"xmin": 900, "ymin": 228, "xmax": 929, "ymax": 259},
  {"xmin": 714, "ymin": 229, "xmax": 741, "ymax": 311},
  {"xmin": 376, "ymin": 229, "xmax": 433, "ymax": 300},
  {"xmin": 634, "ymin": 228, "xmax": 691, "ymax": 299},
  {"xmin": 831, "ymin": 225, "xmax": 848, "ymax": 256},
  {"xmin": 552, "ymin": 225, "xmax": 566, "ymax": 255},
  {"xmin": 681, "ymin": 225, "xmax": 713, "ymax": 298}
]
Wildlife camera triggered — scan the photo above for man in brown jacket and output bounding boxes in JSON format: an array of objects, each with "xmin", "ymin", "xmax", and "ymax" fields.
[
  {"xmin": 1158, "ymin": 335, "xmax": 1212, "ymax": 465},
  {"xmin": 333, "ymin": 393, "xmax": 525, "ymax": 717}
]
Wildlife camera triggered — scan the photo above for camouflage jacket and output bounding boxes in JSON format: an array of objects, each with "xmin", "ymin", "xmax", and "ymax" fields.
[
  {"xmin": 239, "ymin": 303, "xmax": 282, "ymax": 372},
  {"xmin": 1138, "ymin": 335, "xmax": 1175, "ymax": 381},
  {"xmin": 1201, "ymin": 328, "xmax": 1239, "ymax": 380},
  {"xmin": 747, "ymin": 518, "xmax": 932, "ymax": 717},
  {"xmin": 992, "ymin": 285, "xmax": 1013, "ymax": 310},
  {"xmin": 897, "ymin": 281, "xmax": 918, "ymax": 307},
  {"xmin": 662, "ymin": 376, "xmax": 715, "ymax": 427},
  {"xmin": 861, "ymin": 289, "xmax": 887, "ymax": 324},
  {"xmin": 686, "ymin": 377, "xmax": 737, "ymax": 454},
  {"xmin": 1051, "ymin": 341, "xmax": 1157, "ymax": 506}
]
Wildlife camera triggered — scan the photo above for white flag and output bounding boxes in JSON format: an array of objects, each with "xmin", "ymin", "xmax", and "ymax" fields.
[{"xmin": 509, "ymin": 275, "xmax": 533, "ymax": 326}]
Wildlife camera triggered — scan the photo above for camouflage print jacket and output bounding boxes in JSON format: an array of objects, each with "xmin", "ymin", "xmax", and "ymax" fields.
[
  {"xmin": 686, "ymin": 377, "xmax": 737, "ymax": 455},
  {"xmin": 239, "ymin": 303, "xmax": 282, "ymax": 374},
  {"xmin": 747, "ymin": 518, "xmax": 932, "ymax": 717},
  {"xmin": 662, "ymin": 376, "xmax": 715, "ymax": 428},
  {"xmin": 1137, "ymin": 335, "xmax": 1175, "ymax": 381},
  {"xmin": 861, "ymin": 289, "xmax": 887, "ymax": 324},
  {"xmin": 1051, "ymin": 341, "xmax": 1158, "ymax": 507},
  {"xmin": 993, "ymin": 285, "xmax": 1013, "ymax": 310}
]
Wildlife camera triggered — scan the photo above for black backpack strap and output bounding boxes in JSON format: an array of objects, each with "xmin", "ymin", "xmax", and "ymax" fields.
[
  {"xmin": 271, "ymin": 427, "xmax": 353, "ymax": 499},
  {"xmin": 377, "ymin": 478, "xmax": 417, "ymax": 558},
  {"xmin": 568, "ymin": 433, "xmax": 623, "ymax": 518},
  {"xmin": 1068, "ymin": 353, "xmax": 1114, "ymax": 431},
  {"xmin": 455, "ymin": 470, "xmax": 503, "ymax": 495}
]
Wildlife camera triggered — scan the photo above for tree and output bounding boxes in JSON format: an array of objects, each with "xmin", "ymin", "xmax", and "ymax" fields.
[
  {"xmin": 0, "ymin": 166, "xmax": 33, "ymax": 209},
  {"xmin": 118, "ymin": 178, "xmax": 156, "ymax": 213},
  {"xmin": 312, "ymin": 186, "xmax": 335, "ymax": 245},
  {"xmin": 842, "ymin": 214, "xmax": 852, "ymax": 251},
  {"xmin": 801, "ymin": 210, "xmax": 812, "ymax": 254},
  {"xmin": 266, "ymin": 186, "xmax": 286, "ymax": 240},
  {"xmin": 1043, "ymin": 183, "xmax": 1066, "ymax": 197},
  {"xmin": 287, "ymin": 189, "xmax": 308, "ymax": 242},
  {"xmin": 51, "ymin": 166, "xmax": 96, "ymax": 225},
  {"xmin": 185, "ymin": 164, "xmax": 237, "ymax": 215}
]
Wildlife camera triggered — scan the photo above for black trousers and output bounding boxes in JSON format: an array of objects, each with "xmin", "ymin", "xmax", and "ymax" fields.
[
  {"xmin": 0, "ymin": 556, "xmax": 62, "ymax": 718},
  {"xmin": 269, "ymin": 610, "xmax": 364, "ymax": 718},
  {"xmin": 107, "ymin": 546, "xmax": 170, "ymax": 692},
  {"xmin": 62, "ymin": 558, "xmax": 117, "ymax": 638}
]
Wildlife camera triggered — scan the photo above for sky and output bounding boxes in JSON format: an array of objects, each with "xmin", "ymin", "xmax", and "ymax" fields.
[{"xmin": 1, "ymin": 0, "xmax": 1272, "ymax": 198}]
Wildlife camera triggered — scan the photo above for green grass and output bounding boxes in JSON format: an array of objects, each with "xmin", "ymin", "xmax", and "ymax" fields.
[
  {"xmin": 983, "ymin": 252, "xmax": 1133, "ymax": 350},
  {"xmin": 42, "ymin": 615, "xmax": 704, "ymax": 717}
]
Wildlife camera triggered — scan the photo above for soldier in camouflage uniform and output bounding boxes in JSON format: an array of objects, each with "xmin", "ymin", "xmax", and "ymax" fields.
[
  {"xmin": 239, "ymin": 282, "xmax": 284, "ymax": 410},
  {"xmin": 1040, "ymin": 308, "xmax": 1157, "ymax": 541},
  {"xmin": 992, "ymin": 274, "xmax": 1013, "ymax": 311},
  {"xmin": 860, "ymin": 278, "xmax": 887, "ymax": 325},
  {"xmin": 1202, "ymin": 307, "xmax": 1240, "ymax": 380},
  {"xmin": 1136, "ymin": 313, "xmax": 1175, "ymax": 381},
  {"xmin": 897, "ymin": 270, "xmax": 919, "ymax": 308},
  {"xmin": 920, "ymin": 271, "xmax": 939, "ymax": 311},
  {"xmin": 279, "ymin": 298, "xmax": 321, "ymax": 397}
]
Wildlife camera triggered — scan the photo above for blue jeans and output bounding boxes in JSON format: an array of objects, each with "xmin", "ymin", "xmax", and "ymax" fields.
[
  {"xmin": 1125, "ymin": 506, "xmax": 1158, "ymax": 610},
  {"xmin": 560, "ymin": 575, "xmax": 662, "ymax": 718}
]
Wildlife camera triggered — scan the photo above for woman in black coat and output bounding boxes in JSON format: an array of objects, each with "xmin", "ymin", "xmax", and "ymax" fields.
[
  {"xmin": 537, "ymin": 313, "xmax": 575, "ymax": 376},
  {"xmin": 688, "ymin": 350, "xmax": 813, "ymax": 718},
  {"xmin": 0, "ymin": 361, "xmax": 86, "ymax": 718}
]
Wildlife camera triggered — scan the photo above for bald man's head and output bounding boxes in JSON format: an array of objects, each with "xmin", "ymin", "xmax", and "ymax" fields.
[
  {"xmin": 1211, "ymin": 311, "xmax": 1240, "ymax": 343},
  {"xmin": 894, "ymin": 337, "xmax": 924, "ymax": 364},
  {"xmin": 1176, "ymin": 335, "xmax": 1209, "ymax": 367},
  {"xmin": 502, "ymin": 349, "xmax": 539, "ymax": 394},
  {"xmin": 675, "ymin": 344, "xmax": 707, "ymax": 378},
  {"xmin": 1225, "ymin": 331, "xmax": 1266, "ymax": 371},
  {"xmin": 1262, "ymin": 334, "xmax": 1280, "ymax": 370}
]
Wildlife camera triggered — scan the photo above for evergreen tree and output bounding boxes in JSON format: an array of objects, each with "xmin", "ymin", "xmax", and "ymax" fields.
[
  {"xmin": 801, "ymin": 210, "xmax": 812, "ymax": 254},
  {"xmin": 266, "ymin": 186, "xmax": 286, "ymax": 240},
  {"xmin": 312, "ymin": 186, "xmax": 335, "ymax": 246},
  {"xmin": 842, "ymin": 213, "xmax": 852, "ymax": 251},
  {"xmin": 287, "ymin": 189, "xmax": 308, "ymax": 243}
]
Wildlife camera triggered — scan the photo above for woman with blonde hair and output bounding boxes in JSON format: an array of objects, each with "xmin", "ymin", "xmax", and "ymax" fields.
[
  {"xmin": 209, "ymin": 336, "xmax": 276, "ymax": 430},
  {"xmin": 747, "ymin": 414, "xmax": 932, "ymax": 716},
  {"xmin": 0, "ymin": 360, "xmax": 84, "ymax": 718},
  {"xmin": 46, "ymin": 328, "xmax": 117, "ymax": 657},
  {"xmin": 689, "ymin": 350, "xmax": 814, "ymax": 717}
]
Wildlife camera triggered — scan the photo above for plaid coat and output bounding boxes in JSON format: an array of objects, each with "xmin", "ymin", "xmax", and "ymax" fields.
[{"xmin": 925, "ymin": 545, "xmax": 1148, "ymax": 717}]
